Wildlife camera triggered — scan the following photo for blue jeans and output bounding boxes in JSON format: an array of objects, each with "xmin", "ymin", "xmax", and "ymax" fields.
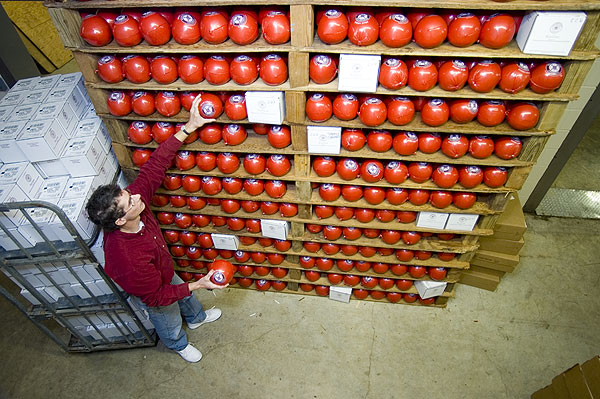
[{"xmin": 131, "ymin": 274, "xmax": 206, "ymax": 351}]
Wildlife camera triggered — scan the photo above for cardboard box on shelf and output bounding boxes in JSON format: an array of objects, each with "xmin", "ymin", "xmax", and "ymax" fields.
[
  {"xmin": 17, "ymin": 119, "xmax": 68, "ymax": 162},
  {"xmin": 414, "ymin": 280, "xmax": 447, "ymax": 299},
  {"xmin": 307, "ymin": 126, "xmax": 342, "ymax": 154},
  {"xmin": 0, "ymin": 120, "xmax": 28, "ymax": 163},
  {"xmin": 260, "ymin": 219, "xmax": 289, "ymax": 240},
  {"xmin": 338, "ymin": 53, "xmax": 381, "ymax": 93},
  {"xmin": 416, "ymin": 212, "xmax": 449, "ymax": 230},
  {"xmin": 445, "ymin": 214, "xmax": 479, "ymax": 232},
  {"xmin": 211, "ymin": 234, "xmax": 240, "ymax": 250},
  {"xmin": 245, "ymin": 91, "xmax": 285, "ymax": 125},
  {"xmin": 330, "ymin": 286, "xmax": 352, "ymax": 303},
  {"xmin": 468, "ymin": 265, "xmax": 506, "ymax": 278},
  {"xmin": 516, "ymin": 11, "xmax": 587, "ymax": 56}
]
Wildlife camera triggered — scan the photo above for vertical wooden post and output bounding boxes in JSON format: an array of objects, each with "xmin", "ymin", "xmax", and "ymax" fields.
[
  {"xmin": 291, "ymin": 124, "xmax": 307, "ymax": 151},
  {"xmin": 537, "ymin": 102, "xmax": 568, "ymax": 131},
  {"xmin": 73, "ymin": 52, "xmax": 100, "ymax": 83},
  {"xmin": 517, "ymin": 136, "xmax": 549, "ymax": 163},
  {"xmin": 285, "ymin": 91, "xmax": 306, "ymax": 124},
  {"xmin": 290, "ymin": 4, "xmax": 313, "ymax": 48},
  {"xmin": 47, "ymin": 8, "xmax": 84, "ymax": 48},
  {"xmin": 288, "ymin": 52, "xmax": 310, "ymax": 88}
]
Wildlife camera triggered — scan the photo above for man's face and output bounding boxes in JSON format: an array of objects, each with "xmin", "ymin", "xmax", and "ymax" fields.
[{"xmin": 116, "ymin": 189, "xmax": 145, "ymax": 223}]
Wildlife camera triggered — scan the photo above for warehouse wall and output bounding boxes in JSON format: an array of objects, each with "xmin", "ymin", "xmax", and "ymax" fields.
[{"xmin": 518, "ymin": 33, "xmax": 600, "ymax": 204}]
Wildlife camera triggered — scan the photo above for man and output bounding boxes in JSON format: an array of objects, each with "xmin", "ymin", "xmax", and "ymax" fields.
[{"xmin": 86, "ymin": 95, "xmax": 225, "ymax": 363}]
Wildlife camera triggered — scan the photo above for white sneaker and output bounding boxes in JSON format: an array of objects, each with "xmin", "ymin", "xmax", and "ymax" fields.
[
  {"xmin": 188, "ymin": 308, "xmax": 222, "ymax": 330},
  {"xmin": 176, "ymin": 344, "xmax": 202, "ymax": 363}
]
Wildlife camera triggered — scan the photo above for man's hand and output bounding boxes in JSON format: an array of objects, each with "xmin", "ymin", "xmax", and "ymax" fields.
[
  {"xmin": 188, "ymin": 269, "xmax": 229, "ymax": 291},
  {"xmin": 174, "ymin": 94, "xmax": 216, "ymax": 143},
  {"xmin": 186, "ymin": 94, "xmax": 215, "ymax": 132}
]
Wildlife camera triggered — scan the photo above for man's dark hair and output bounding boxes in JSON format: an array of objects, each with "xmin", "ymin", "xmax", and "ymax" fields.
[{"xmin": 85, "ymin": 184, "xmax": 125, "ymax": 231}]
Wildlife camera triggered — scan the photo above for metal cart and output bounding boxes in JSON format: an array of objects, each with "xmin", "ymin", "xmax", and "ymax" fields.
[{"xmin": 0, "ymin": 200, "xmax": 157, "ymax": 352}]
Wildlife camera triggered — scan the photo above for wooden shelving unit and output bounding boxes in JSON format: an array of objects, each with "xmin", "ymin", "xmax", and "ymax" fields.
[{"xmin": 47, "ymin": 0, "xmax": 600, "ymax": 307}]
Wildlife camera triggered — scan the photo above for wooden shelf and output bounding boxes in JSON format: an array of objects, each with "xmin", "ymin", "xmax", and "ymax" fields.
[
  {"xmin": 155, "ymin": 185, "xmax": 300, "ymax": 204},
  {"xmin": 151, "ymin": 204, "xmax": 494, "ymax": 235},
  {"xmin": 307, "ymin": 36, "xmax": 599, "ymax": 61},
  {"xmin": 88, "ymin": 78, "xmax": 291, "ymax": 92},
  {"xmin": 46, "ymin": 0, "xmax": 600, "ymax": 11},
  {"xmin": 303, "ymin": 78, "xmax": 577, "ymax": 102},
  {"xmin": 303, "ymin": 116, "xmax": 552, "ymax": 136}
]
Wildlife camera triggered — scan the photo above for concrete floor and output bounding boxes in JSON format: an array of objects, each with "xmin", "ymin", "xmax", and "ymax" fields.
[{"xmin": 0, "ymin": 214, "xmax": 599, "ymax": 399}]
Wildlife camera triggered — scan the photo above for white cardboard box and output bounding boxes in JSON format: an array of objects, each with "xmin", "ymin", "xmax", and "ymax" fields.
[
  {"xmin": 0, "ymin": 105, "xmax": 16, "ymax": 122},
  {"xmin": 33, "ymin": 159, "xmax": 69, "ymax": 178},
  {"xmin": 61, "ymin": 137, "xmax": 106, "ymax": 177},
  {"xmin": 338, "ymin": 53, "xmax": 381, "ymax": 93},
  {"xmin": 0, "ymin": 184, "xmax": 29, "ymax": 228},
  {"xmin": 47, "ymin": 84, "xmax": 87, "ymax": 119},
  {"xmin": 330, "ymin": 286, "xmax": 352, "ymax": 303},
  {"xmin": 307, "ymin": 126, "xmax": 342, "ymax": 154},
  {"xmin": 17, "ymin": 119, "xmax": 68, "ymax": 162},
  {"xmin": 260, "ymin": 219, "xmax": 289, "ymax": 240},
  {"xmin": 74, "ymin": 117, "xmax": 111, "ymax": 154},
  {"xmin": 0, "ymin": 120, "xmax": 28, "ymax": 163},
  {"xmin": 516, "ymin": 11, "xmax": 587, "ymax": 56},
  {"xmin": 7, "ymin": 103, "xmax": 39, "ymax": 122},
  {"xmin": 19, "ymin": 88, "xmax": 51, "ymax": 106},
  {"xmin": 245, "ymin": 91, "xmax": 286, "ymax": 125},
  {"xmin": 445, "ymin": 214, "xmax": 479, "ymax": 231},
  {"xmin": 0, "ymin": 227, "xmax": 34, "ymax": 250},
  {"xmin": 34, "ymin": 176, "xmax": 69, "ymax": 202},
  {"xmin": 0, "ymin": 91, "xmax": 28, "ymax": 107},
  {"xmin": 62, "ymin": 176, "xmax": 95, "ymax": 199},
  {"xmin": 53, "ymin": 197, "xmax": 95, "ymax": 240},
  {"xmin": 33, "ymin": 74, "xmax": 60, "ymax": 91},
  {"xmin": 9, "ymin": 77, "xmax": 40, "ymax": 92},
  {"xmin": 414, "ymin": 280, "xmax": 447, "ymax": 299},
  {"xmin": 34, "ymin": 100, "xmax": 78, "ymax": 137},
  {"xmin": 416, "ymin": 212, "xmax": 449, "ymax": 230},
  {"xmin": 0, "ymin": 162, "xmax": 43, "ymax": 197},
  {"xmin": 92, "ymin": 153, "xmax": 118, "ymax": 189},
  {"xmin": 211, "ymin": 233, "xmax": 240, "ymax": 250}
]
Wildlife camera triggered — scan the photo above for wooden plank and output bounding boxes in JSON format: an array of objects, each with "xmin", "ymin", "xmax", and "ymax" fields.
[
  {"xmin": 294, "ymin": 154, "xmax": 311, "ymax": 177},
  {"xmin": 291, "ymin": 124, "xmax": 307, "ymax": 151},
  {"xmin": 305, "ymin": 115, "xmax": 553, "ymax": 137},
  {"xmin": 306, "ymin": 78, "xmax": 577, "ymax": 102},
  {"xmin": 88, "ymin": 76, "xmax": 291, "ymax": 92},
  {"xmin": 560, "ymin": 60, "xmax": 594, "ymax": 95},
  {"xmin": 290, "ymin": 5, "xmax": 313, "ymax": 48},
  {"xmin": 574, "ymin": 11, "xmax": 600, "ymax": 51},
  {"xmin": 306, "ymin": 35, "xmax": 598, "ymax": 61},
  {"xmin": 290, "ymin": 221, "xmax": 304, "ymax": 238},
  {"xmin": 285, "ymin": 91, "xmax": 306, "ymax": 123},
  {"xmin": 295, "ymin": 180, "xmax": 312, "ymax": 202},
  {"xmin": 72, "ymin": 51, "xmax": 99, "ymax": 83},
  {"xmin": 518, "ymin": 136, "xmax": 550, "ymax": 163},
  {"xmin": 538, "ymin": 102, "xmax": 569, "ymax": 131},
  {"xmin": 288, "ymin": 51, "xmax": 310, "ymax": 88},
  {"xmin": 14, "ymin": 27, "xmax": 55, "ymax": 73},
  {"xmin": 298, "ymin": 204, "xmax": 311, "ymax": 219},
  {"xmin": 4, "ymin": 1, "xmax": 73, "ymax": 68},
  {"xmin": 44, "ymin": 0, "xmax": 600, "ymax": 12},
  {"xmin": 505, "ymin": 165, "xmax": 533, "ymax": 190},
  {"xmin": 112, "ymin": 142, "xmax": 134, "ymax": 169},
  {"xmin": 46, "ymin": 7, "xmax": 83, "ymax": 49}
]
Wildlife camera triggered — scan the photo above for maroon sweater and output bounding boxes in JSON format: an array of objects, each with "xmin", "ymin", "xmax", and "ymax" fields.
[{"xmin": 103, "ymin": 135, "xmax": 190, "ymax": 307}]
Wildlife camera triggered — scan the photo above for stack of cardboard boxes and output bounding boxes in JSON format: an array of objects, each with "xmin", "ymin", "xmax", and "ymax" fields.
[
  {"xmin": 459, "ymin": 194, "xmax": 527, "ymax": 291},
  {"xmin": 532, "ymin": 355, "xmax": 600, "ymax": 399},
  {"xmin": 0, "ymin": 72, "xmax": 119, "ymax": 250}
]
